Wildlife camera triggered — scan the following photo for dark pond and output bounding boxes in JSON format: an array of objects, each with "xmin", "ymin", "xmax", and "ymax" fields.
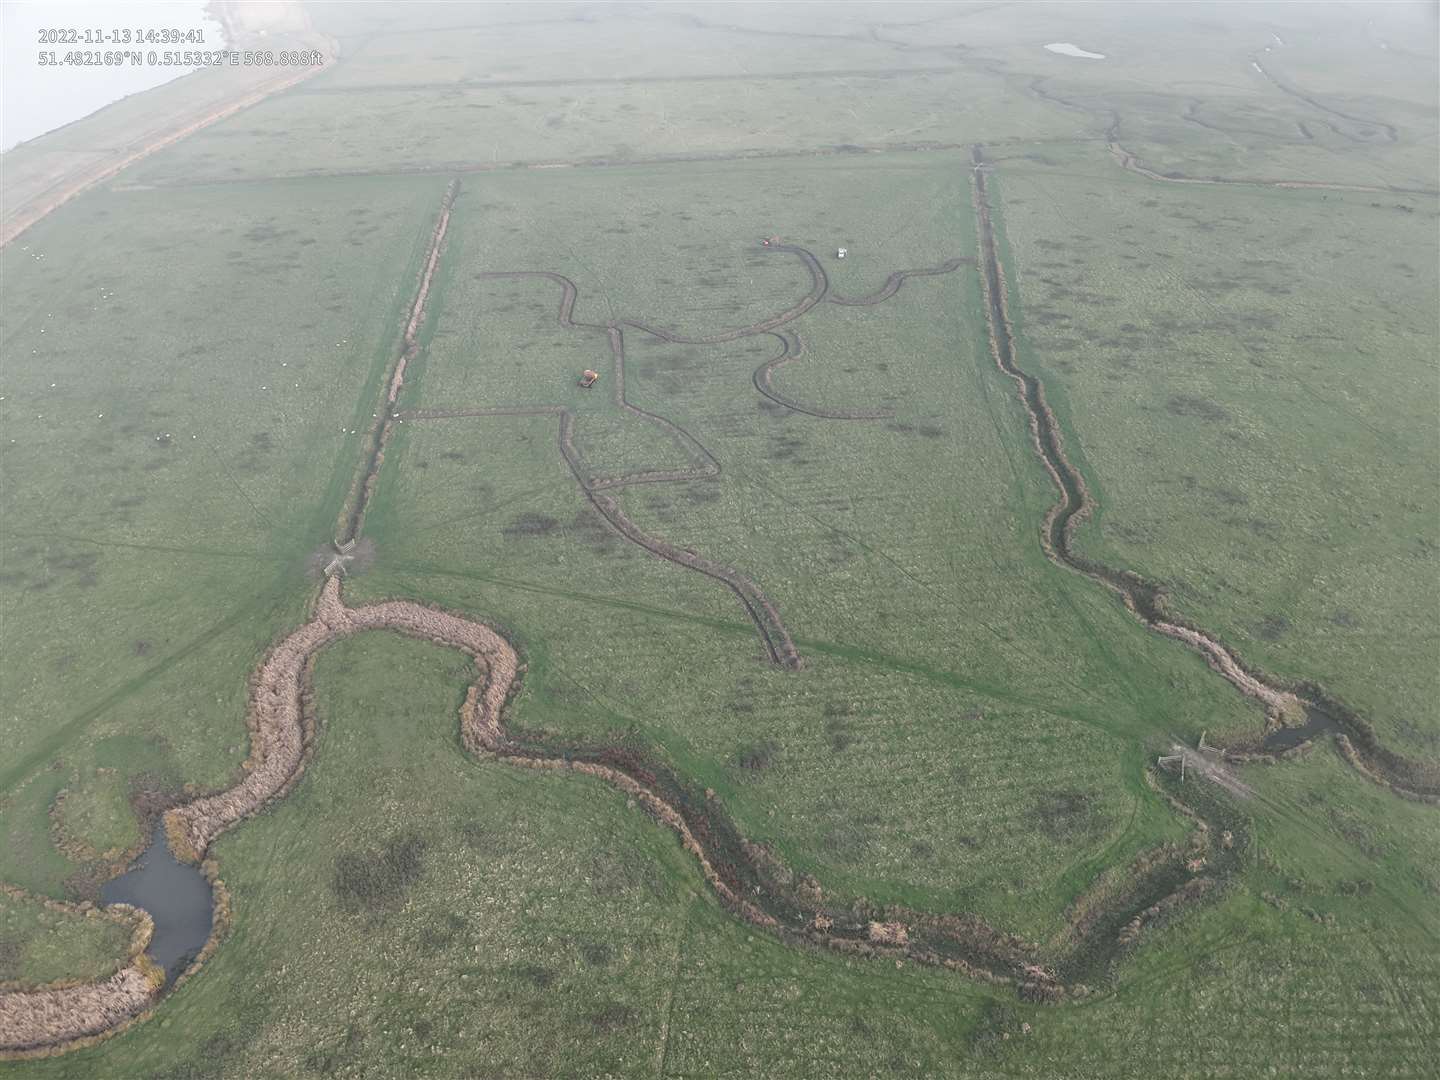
[
  {"xmin": 100, "ymin": 822, "xmax": 213, "ymax": 984},
  {"xmin": 1261, "ymin": 703, "xmax": 1340, "ymax": 752}
]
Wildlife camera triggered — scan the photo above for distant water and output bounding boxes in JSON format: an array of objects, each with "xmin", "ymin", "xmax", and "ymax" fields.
[
  {"xmin": 1045, "ymin": 42, "xmax": 1107, "ymax": 60},
  {"xmin": 1, "ymin": 2, "xmax": 222, "ymax": 150},
  {"xmin": 100, "ymin": 822, "xmax": 214, "ymax": 984}
]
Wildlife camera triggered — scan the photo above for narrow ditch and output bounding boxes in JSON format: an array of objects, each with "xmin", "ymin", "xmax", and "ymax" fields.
[
  {"xmin": 13, "ymin": 154, "xmax": 1432, "ymax": 1057},
  {"xmin": 336, "ymin": 178, "xmax": 458, "ymax": 546},
  {"xmin": 2, "ymin": 175, "xmax": 1268, "ymax": 1058},
  {"xmin": 971, "ymin": 143, "xmax": 1437, "ymax": 804}
]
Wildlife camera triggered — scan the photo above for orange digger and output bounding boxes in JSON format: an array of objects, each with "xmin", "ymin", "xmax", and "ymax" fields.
[{"xmin": 579, "ymin": 369, "xmax": 600, "ymax": 388}]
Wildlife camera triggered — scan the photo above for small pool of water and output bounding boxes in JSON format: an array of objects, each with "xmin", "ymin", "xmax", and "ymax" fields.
[
  {"xmin": 100, "ymin": 822, "xmax": 213, "ymax": 984},
  {"xmin": 1262, "ymin": 704, "xmax": 1340, "ymax": 753},
  {"xmin": 1045, "ymin": 42, "xmax": 1106, "ymax": 60}
]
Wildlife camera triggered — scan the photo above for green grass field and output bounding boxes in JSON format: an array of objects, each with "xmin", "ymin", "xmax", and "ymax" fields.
[{"xmin": 1, "ymin": 2, "xmax": 1435, "ymax": 1076}]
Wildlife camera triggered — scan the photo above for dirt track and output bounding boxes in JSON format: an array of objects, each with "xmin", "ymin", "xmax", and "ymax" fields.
[{"xmin": 0, "ymin": 47, "xmax": 333, "ymax": 250}]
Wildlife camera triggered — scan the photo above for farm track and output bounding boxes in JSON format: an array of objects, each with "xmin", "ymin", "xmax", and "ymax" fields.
[
  {"xmin": 971, "ymin": 144, "xmax": 1439, "ymax": 804},
  {"xmin": 119, "ymin": 141, "xmax": 988, "ymax": 190},
  {"xmin": 290, "ymin": 65, "xmax": 962, "ymax": 95},
  {"xmin": 0, "ymin": 38, "xmax": 335, "ymax": 249}
]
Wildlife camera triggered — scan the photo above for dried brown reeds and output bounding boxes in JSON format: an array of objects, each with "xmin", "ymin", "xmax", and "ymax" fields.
[
  {"xmin": 0, "ymin": 897, "xmax": 160, "ymax": 1057},
  {"xmin": 166, "ymin": 577, "xmax": 517, "ymax": 862}
]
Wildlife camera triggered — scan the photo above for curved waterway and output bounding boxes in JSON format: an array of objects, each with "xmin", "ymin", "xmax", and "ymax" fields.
[{"xmin": 99, "ymin": 823, "xmax": 212, "ymax": 984}]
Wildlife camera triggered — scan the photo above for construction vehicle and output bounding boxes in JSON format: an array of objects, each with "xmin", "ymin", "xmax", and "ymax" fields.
[{"xmin": 579, "ymin": 369, "xmax": 600, "ymax": 388}]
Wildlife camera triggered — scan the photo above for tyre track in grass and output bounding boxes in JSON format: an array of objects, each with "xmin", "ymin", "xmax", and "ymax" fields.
[
  {"xmin": 750, "ymin": 329, "xmax": 895, "ymax": 420},
  {"xmin": 402, "ymin": 246, "xmax": 969, "ymax": 664},
  {"xmin": 970, "ymin": 144, "xmax": 1439, "ymax": 805},
  {"xmin": 1026, "ymin": 76, "xmax": 1439, "ymax": 197},
  {"xmin": 1247, "ymin": 54, "xmax": 1398, "ymax": 144}
]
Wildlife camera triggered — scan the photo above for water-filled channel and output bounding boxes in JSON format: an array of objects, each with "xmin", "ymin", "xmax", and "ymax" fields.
[{"xmin": 100, "ymin": 822, "xmax": 213, "ymax": 984}]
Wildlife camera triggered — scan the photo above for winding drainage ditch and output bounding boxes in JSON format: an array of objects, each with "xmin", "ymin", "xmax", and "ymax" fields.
[
  {"xmin": 5, "ymin": 150, "xmax": 1437, "ymax": 1061},
  {"xmin": 970, "ymin": 144, "xmax": 1435, "ymax": 802}
]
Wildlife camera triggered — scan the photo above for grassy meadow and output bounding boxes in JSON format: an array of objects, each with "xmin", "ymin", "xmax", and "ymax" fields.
[
  {"xmin": 1, "ymin": 1, "xmax": 1435, "ymax": 1076},
  {"xmin": 0, "ymin": 177, "xmax": 446, "ymax": 909},
  {"xmin": 991, "ymin": 146, "xmax": 1440, "ymax": 759}
]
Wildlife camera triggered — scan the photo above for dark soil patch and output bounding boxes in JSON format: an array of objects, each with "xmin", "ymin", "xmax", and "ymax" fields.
[
  {"xmin": 1029, "ymin": 790, "xmax": 1096, "ymax": 840},
  {"xmin": 588, "ymin": 1002, "xmax": 636, "ymax": 1033},
  {"xmin": 569, "ymin": 508, "xmax": 619, "ymax": 554},
  {"xmin": 0, "ymin": 936, "xmax": 21, "ymax": 980},
  {"xmin": 515, "ymin": 963, "xmax": 557, "ymax": 989},
  {"xmin": 1165, "ymin": 395, "xmax": 1231, "ymax": 423},
  {"xmin": 1255, "ymin": 614, "xmax": 1291, "ymax": 641},
  {"xmin": 735, "ymin": 739, "xmax": 779, "ymax": 772},
  {"xmin": 503, "ymin": 512, "xmax": 560, "ymax": 539},
  {"xmin": 332, "ymin": 828, "xmax": 428, "ymax": 914},
  {"xmin": 579, "ymin": 941, "xmax": 611, "ymax": 967}
]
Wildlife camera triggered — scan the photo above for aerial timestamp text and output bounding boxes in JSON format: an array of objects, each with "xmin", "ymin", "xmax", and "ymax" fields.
[
  {"xmin": 38, "ymin": 28, "xmax": 209, "ymax": 45},
  {"xmin": 37, "ymin": 49, "xmax": 326, "ymax": 68}
]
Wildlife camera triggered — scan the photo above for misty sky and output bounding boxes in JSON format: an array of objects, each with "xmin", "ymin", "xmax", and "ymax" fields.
[{"xmin": 2, "ymin": 1, "xmax": 220, "ymax": 150}]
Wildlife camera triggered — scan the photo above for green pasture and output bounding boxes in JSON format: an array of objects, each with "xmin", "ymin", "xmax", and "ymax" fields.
[
  {"xmin": 992, "ymin": 147, "xmax": 1439, "ymax": 758},
  {"xmin": 1, "ymin": 2, "xmax": 1435, "ymax": 1076}
]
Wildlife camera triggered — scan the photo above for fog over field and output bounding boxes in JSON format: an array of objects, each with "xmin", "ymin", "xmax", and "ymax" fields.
[{"xmin": 1, "ymin": 3, "xmax": 1436, "ymax": 1077}]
